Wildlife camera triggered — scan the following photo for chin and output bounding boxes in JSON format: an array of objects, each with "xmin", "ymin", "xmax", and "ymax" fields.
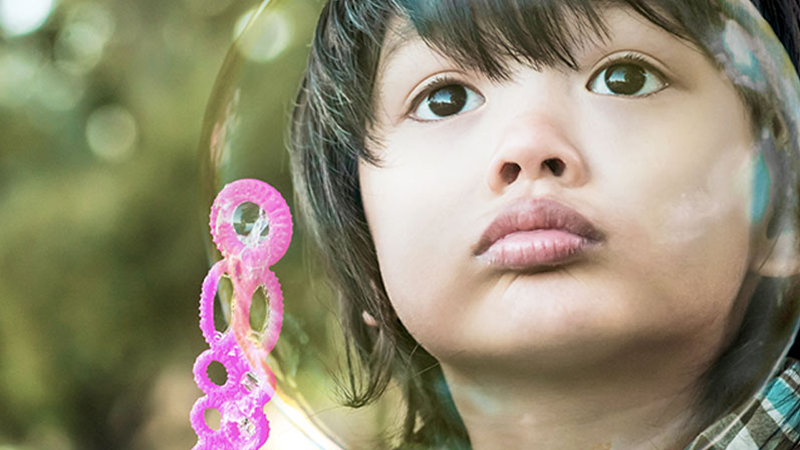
[{"xmin": 425, "ymin": 319, "xmax": 637, "ymax": 374}]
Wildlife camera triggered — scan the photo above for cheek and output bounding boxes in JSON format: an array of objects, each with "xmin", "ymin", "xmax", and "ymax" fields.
[
  {"xmin": 359, "ymin": 129, "xmax": 501, "ymax": 349},
  {"xmin": 359, "ymin": 157, "xmax": 468, "ymax": 264},
  {"xmin": 588, "ymin": 77, "xmax": 756, "ymax": 249},
  {"xmin": 358, "ymin": 158, "xmax": 476, "ymax": 325},
  {"xmin": 578, "ymin": 93, "xmax": 757, "ymax": 334},
  {"xmin": 359, "ymin": 122, "xmax": 490, "ymax": 275}
]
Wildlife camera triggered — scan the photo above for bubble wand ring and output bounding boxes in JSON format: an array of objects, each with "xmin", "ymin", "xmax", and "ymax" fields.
[
  {"xmin": 191, "ymin": 178, "xmax": 292, "ymax": 450},
  {"xmin": 208, "ymin": 178, "xmax": 292, "ymax": 268},
  {"xmin": 193, "ymin": 332, "xmax": 248, "ymax": 397},
  {"xmin": 198, "ymin": 259, "xmax": 284, "ymax": 384},
  {"xmin": 198, "ymin": 260, "xmax": 228, "ymax": 347}
]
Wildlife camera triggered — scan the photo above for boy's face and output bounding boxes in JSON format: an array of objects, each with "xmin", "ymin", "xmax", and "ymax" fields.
[{"xmin": 359, "ymin": 8, "xmax": 759, "ymax": 375}]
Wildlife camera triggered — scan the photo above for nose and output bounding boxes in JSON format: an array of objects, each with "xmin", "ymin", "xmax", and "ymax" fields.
[{"xmin": 486, "ymin": 112, "xmax": 588, "ymax": 192}]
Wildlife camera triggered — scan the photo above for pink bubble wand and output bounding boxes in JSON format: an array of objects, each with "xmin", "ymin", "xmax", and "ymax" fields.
[{"xmin": 190, "ymin": 179, "xmax": 293, "ymax": 450}]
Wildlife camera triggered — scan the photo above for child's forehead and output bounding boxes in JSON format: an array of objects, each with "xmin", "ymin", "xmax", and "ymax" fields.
[
  {"xmin": 378, "ymin": 15, "xmax": 423, "ymax": 72},
  {"xmin": 376, "ymin": 6, "xmax": 704, "ymax": 79}
]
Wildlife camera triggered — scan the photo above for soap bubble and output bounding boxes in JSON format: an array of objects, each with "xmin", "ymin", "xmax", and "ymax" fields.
[{"xmin": 198, "ymin": 0, "xmax": 800, "ymax": 448}]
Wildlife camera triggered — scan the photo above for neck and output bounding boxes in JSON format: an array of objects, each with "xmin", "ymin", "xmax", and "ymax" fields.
[
  {"xmin": 441, "ymin": 349, "xmax": 712, "ymax": 450},
  {"xmin": 439, "ymin": 274, "xmax": 761, "ymax": 450}
]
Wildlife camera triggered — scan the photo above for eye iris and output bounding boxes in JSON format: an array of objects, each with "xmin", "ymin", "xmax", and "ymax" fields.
[
  {"xmin": 428, "ymin": 85, "xmax": 467, "ymax": 117},
  {"xmin": 605, "ymin": 63, "xmax": 646, "ymax": 95}
]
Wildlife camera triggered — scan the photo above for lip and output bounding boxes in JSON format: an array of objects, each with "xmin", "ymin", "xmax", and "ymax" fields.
[{"xmin": 474, "ymin": 199, "xmax": 604, "ymax": 269}]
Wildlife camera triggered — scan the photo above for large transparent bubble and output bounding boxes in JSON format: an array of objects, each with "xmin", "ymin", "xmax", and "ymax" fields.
[
  {"xmin": 197, "ymin": 0, "xmax": 800, "ymax": 448},
  {"xmin": 198, "ymin": 0, "xmax": 403, "ymax": 448}
]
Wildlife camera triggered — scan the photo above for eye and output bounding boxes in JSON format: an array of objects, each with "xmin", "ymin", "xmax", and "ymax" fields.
[
  {"xmin": 411, "ymin": 80, "xmax": 485, "ymax": 121},
  {"xmin": 587, "ymin": 56, "xmax": 668, "ymax": 97}
]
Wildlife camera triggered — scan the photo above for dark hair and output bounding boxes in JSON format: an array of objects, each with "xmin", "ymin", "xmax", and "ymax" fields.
[{"xmin": 289, "ymin": 0, "xmax": 800, "ymax": 447}]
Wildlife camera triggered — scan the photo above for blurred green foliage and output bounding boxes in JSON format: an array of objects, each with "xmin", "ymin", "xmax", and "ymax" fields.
[{"xmin": 0, "ymin": 0, "xmax": 263, "ymax": 448}]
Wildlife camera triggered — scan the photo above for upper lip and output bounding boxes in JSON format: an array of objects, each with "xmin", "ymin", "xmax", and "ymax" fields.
[{"xmin": 473, "ymin": 198, "xmax": 605, "ymax": 256}]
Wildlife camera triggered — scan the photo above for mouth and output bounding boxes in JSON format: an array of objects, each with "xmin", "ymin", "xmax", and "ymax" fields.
[{"xmin": 473, "ymin": 198, "xmax": 604, "ymax": 269}]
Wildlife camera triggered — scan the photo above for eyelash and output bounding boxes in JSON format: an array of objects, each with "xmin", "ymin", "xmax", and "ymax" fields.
[
  {"xmin": 603, "ymin": 53, "xmax": 658, "ymax": 72},
  {"xmin": 405, "ymin": 53, "xmax": 669, "ymax": 120}
]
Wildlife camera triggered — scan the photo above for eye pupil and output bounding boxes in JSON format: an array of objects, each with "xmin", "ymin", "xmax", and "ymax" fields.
[
  {"xmin": 428, "ymin": 85, "xmax": 467, "ymax": 117},
  {"xmin": 605, "ymin": 63, "xmax": 646, "ymax": 95}
]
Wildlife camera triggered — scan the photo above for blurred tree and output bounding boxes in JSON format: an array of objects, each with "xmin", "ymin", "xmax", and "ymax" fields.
[{"xmin": 0, "ymin": 0, "xmax": 262, "ymax": 448}]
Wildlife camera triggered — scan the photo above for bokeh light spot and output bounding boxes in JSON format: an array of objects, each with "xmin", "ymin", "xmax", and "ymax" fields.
[
  {"xmin": 55, "ymin": 3, "xmax": 114, "ymax": 74},
  {"xmin": 86, "ymin": 105, "xmax": 138, "ymax": 162},
  {"xmin": 35, "ymin": 66, "xmax": 85, "ymax": 111},
  {"xmin": 0, "ymin": 50, "xmax": 41, "ymax": 107},
  {"xmin": 0, "ymin": 0, "xmax": 55, "ymax": 37}
]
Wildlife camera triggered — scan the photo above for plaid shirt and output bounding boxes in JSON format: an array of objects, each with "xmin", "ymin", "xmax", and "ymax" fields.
[{"xmin": 686, "ymin": 358, "xmax": 800, "ymax": 449}]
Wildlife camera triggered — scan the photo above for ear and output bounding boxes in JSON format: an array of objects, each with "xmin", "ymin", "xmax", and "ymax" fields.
[
  {"xmin": 752, "ymin": 226, "xmax": 800, "ymax": 277},
  {"xmin": 362, "ymin": 310, "xmax": 379, "ymax": 327}
]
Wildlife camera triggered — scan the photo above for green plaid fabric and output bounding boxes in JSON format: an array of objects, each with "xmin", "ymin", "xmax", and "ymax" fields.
[{"xmin": 687, "ymin": 358, "xmax": 800, "ymax": 449}]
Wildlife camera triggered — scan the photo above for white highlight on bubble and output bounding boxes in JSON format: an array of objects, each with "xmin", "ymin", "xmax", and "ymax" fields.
[
  {"xmin": 86, "ymin": 105, "xmax": 138, "ymax": 162},
  {"xmin": 233, "ymin": 8, "xmax": 256, "ymax": 40},
  {"xmin": 234, "ymin": 8, "xmax": 292, "ymax": 63},
  {"xmin": 0, "ymin": 0, "xmax": 55, "ymax": 37},
  {"xmin": 659, "ymin": 148, "xmax": 753, "ymax": 246},
  {"xmin": 265, "ymin": 396, "xmax": 345, "ymax": 450}
]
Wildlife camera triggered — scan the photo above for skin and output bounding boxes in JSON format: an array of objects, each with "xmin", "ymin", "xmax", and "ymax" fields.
[{"xmin": 359, "ymin": 7, "xmax": 770, "ymax": 450}]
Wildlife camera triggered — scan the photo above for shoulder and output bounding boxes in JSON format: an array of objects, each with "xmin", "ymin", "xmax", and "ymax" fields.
[{"xmin": 687, "ymin": 357, "xmax": 800, "ymax": 449}]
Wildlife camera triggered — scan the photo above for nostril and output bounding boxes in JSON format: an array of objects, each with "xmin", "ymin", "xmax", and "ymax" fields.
[
  {"xmin": 543, "ymin": 158, "xmax": 565, "ymax": 177},
  {"xmin": 500, "ymin": 162, "xmax": 521, "ymax": 184}
]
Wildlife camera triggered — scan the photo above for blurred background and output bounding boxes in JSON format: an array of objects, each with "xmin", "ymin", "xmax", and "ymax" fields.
[
  {"xmin": 0, "ymin": 0, "xmax": 306, "ymax": 448},
  {"xmin": 6, "ymin": 0, "xmax": 800, "ymax": 449}
]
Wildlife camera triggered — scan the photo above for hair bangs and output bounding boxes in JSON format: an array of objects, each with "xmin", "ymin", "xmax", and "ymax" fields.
[{"xmin": 394, "ymin": 0, "xmax": 711, "ymax": 79}]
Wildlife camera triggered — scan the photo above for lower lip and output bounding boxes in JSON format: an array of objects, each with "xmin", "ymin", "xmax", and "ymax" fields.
[{"xmin": 479, "ymin": 230, "xmax": 595, "ymax": 269}]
